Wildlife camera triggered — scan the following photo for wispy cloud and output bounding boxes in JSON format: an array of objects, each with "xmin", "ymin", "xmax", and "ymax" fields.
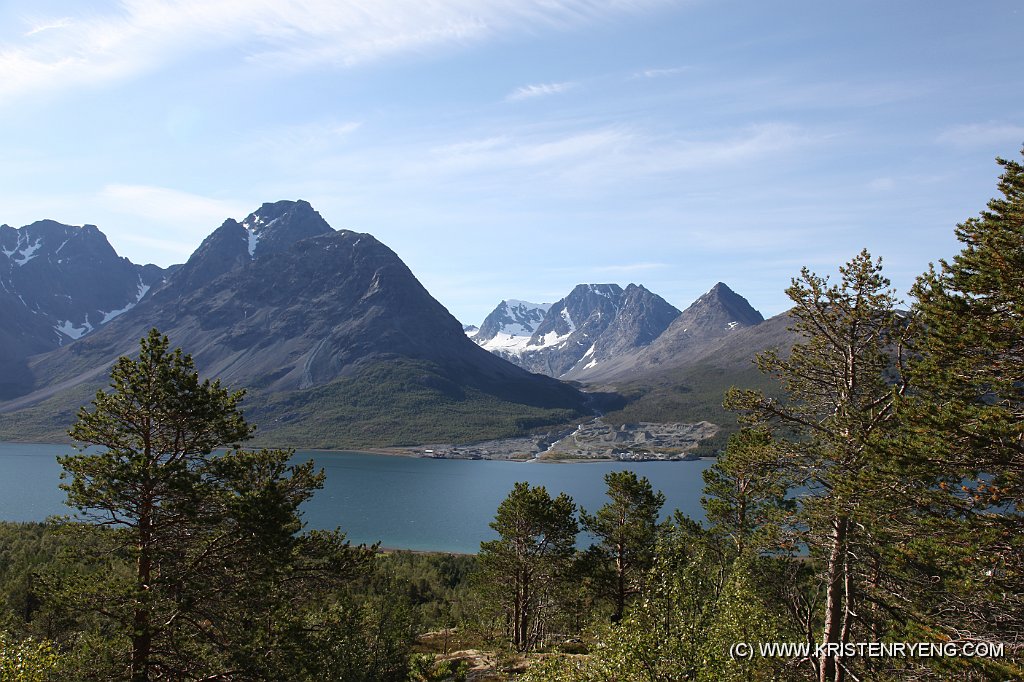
[
  {"xmin": 867, "ymin": 177, "xmax": 896, "ymax": 192},
  {"xmin": 350, "ymin": 120, "xmax": 824, "ymax": 197},
  {"xmin": 505, "ymin": 81, "xmax": 577, "ymax": 102},
  {"xmin": 937, "ymin": 122, "xmax": 1024, "ymax": 149},
  {"xmin": 99, "ymin": 184, "xmax": 248, "ymax": 236},
  {"xmin": 593, "ymin": 262, "xmax": 669, "ymax": 274},
  {"xmin": 411, "ymin": 128, "xmax": 632, "ymax": 182},
  {"xmin": 649, "ymin": 123, "xmax": 819, "ymax": 171},
  {"xmin": 240, "ymin": 119, "xmax": 362, "ymax": 162},
  {"xmin": 633, "ymin": 66, "xmax": 691, "ymax": 79},
  {"xmin": 23, "ymin": 17, "xmax": 73, "ymax": 38},
  {"xmin": 0, "ymin": 0, "xmax": 671, "ymax": 99}
]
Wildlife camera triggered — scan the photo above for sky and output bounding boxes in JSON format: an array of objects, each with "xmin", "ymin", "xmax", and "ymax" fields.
[{"xmin": 0, "ymin": 0, "xmax": 1021, "ymax": 326}]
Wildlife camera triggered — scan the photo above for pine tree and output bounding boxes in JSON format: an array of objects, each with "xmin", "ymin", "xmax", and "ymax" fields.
[
  {"xmin": 907, "ymin": 151, "xmax": 1024, "ymax": 650},
  {"xmin": 701, "ymin": 428, "xmax": 792, "ymax": 555},
  {"xmin": 580, "ymin": 471, "xmax": 664, "ymax": 623},
  {"xmin": 725, "ymin": 250, "xmax": 910, "ymax": 682},
  {"xmin": 54, "ymin": 329, "xmax": 366, "ymax": 680},
  {"xmin": 477, "ymin": 482, "xmax": 578, "ymax": 651}
]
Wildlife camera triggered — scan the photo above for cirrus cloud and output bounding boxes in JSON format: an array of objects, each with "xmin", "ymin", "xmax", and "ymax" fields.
[
  {"xmin": 0, "ymin": 0, "xmax": 672, "ymax": 100},
  {"xmin": 505, "ymin": 81, "xmax": 578, "ymax": 102}
]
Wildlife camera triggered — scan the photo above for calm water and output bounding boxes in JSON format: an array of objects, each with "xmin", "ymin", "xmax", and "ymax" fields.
[{"xmin": 0, "ymin": 442, "xmax": 714, "ymax": 554}]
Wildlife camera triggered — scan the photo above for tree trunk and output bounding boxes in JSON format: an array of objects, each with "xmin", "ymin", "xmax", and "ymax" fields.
[
  {"xmin": 132, "ymin": 493, "xmax": 153, "ymax": 682},
  {"xmin": 819, "ymin": 515, "xmax": 848, "ymax": 682},
  {"xmin": 613, "ymin": 542, "xmax": 625, "ymax": 623},
  {"xmin": 518, "ymin": 569, "xmax": 530, "ymax": 651}
]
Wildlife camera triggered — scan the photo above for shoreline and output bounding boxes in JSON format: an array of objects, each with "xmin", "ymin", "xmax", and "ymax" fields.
[{"xmin": 0, "ymin": 440, "xmax": 715, "ymax": 464}]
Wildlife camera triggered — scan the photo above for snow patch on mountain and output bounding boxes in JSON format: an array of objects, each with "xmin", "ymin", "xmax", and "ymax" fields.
[
  {"xmin": 507, "ymin": 299, "xmax": 551, "ymax": 312},
  {"xmin": 4, "ymin": 235, "xmax": 43, "ymax": 266},
  {"xmin": 478, "ymin": 332, "xmax": 535, "ymax": 356},
  {"xmin": 472, "ymin": 299, "xmax": 552, "ymax": 354},
  {"xmin": 535, "ymin": 329, "xmax": 572, "ymax": 349},
  {"xmin": 560, "ymin": 307, "xmax": 576, "ymax": 331},
  {"xmin": 242, "ymin": 217, "xmax": 264, "ymax": 257},
  {"xmin": 241, "ymin": 214, "xmax": 286, "ymax": 258},
  {"xmin": 246, "ymin": 230, "xmax": 260, "ymax": 257},
  {"xmin": 100, "ymin": 279, "xmax": 152, "ymax": 324},
  {"xmin": 55, "ymin": 319, "xmax": 93, "ymax": 340}
]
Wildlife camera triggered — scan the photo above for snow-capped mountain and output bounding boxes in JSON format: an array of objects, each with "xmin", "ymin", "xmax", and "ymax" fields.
[
  {"xmin": 472, "ymin": 281, "xmax": 765, "ymax": 384},
  {"xmin": 0, "ymin": 220, "xmax": 169, "ymax": 398},
  {"xmin": 517, "ymin": 284, "xmax": 625, "ymax": 377},
  {"xmin": 470, "ymin": 284, "xmax": 682, "ymax": 380},
  {"xmin": 471, "ymin": 299, "xmax": 551, "ymax": 360}
]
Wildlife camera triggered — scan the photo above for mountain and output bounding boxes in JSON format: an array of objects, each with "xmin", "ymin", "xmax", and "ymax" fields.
[
  {"xmin": 577, "ymin": 282, "xmax": 764, "ymax": 383},
  {"xmin": 473, "ymin": 281, "xmax": 776, "ymax": 383},
  {"xmin": 561, "ymin": 284, "xmax": 682, "ymax": 380},
  {"xmin": 599, "ymin": 309, "xmax": 797, "ymax": 451},
  {"xmin": 511, "ymin": 284, "xmax": 626, "ymax": 377},
  {"xmin": 643, "ymin": 282, "xmax": 764, "ymax": 357},
  {"xmin": 0, "ymin": 201, "xmax": 589, "ymax": 447},
  {"xmin": 470, "ymin": 283, "xmax": 682, "ymax": 380},
  {"xmin": 471, "ymin": 299, "xmax": 551, "ymax": 360},
  {"xmin": 0, "ymin": 220, "xmax": 169, "ymax": 399}
]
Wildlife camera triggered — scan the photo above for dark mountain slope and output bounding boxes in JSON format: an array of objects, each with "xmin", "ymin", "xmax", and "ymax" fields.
[
  {"xmin": 0, "ymin": 220, "xmax": 168, "ymax": 399},
  {"xmin": 0, "ymin": 202, "xmax": 588, "ymax": 447}
]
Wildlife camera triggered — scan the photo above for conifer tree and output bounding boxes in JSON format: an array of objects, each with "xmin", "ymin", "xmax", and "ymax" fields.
[
  {"xmin": 580, "ymin": 471, "xmax": 664, "ymax": 622},
  {"xmin": 701, "ymin": 428, "xmax": 792, "ymax": 555},
  {"xmin": 907, "ymin": 151, "xmax": 1024, "ymax": 648},
  {"xmin": 477, "ymin": 482, "xmax": 578, "ymax": 651},
  {"xmin": 726, "ymin": 250, "xmax": 910, "ymax": 682},
  {"xmin": 54, "ymin": 329, "xmax": 367, "ymax": 681}
]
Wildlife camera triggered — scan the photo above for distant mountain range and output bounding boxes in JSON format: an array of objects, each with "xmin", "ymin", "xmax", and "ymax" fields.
[
  {"xmin": 0, "ymin": 201, "xmax": 800, "ymax": 450},
  {"xmin": 0, "ymin": 202, "xmax": 589, "ymax": 447},
  {"xmin": 469, "ymin": 281, "xmax": 765, "ymax": 383}
]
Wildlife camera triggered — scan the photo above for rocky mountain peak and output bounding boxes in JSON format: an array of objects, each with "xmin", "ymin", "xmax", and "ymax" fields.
[
  {"xmin": 686, "ymin": 282, "xmax": 764, "ymax": 329},
  {"xmin": 165, "ymin": 200, "xmax": 335, "ymax": 293},
  {"xmin": 560, "ymin": 283, "xmax": 681, "ymax": 380},
  {"xmin": 240, "ymin": 199, "xmax": 333, "ymax": 259},
  {"xmin": 472, "ymin": 280, "xmax": 766, "ymax": 384},
  {"xmin": 475, "ymin": 300, "xmax": 551, "ymax": 342}
]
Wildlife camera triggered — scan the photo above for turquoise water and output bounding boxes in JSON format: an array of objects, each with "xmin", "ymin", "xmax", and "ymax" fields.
[{"xmin": 0, "ymin": 443, "xmax": 714, "ymax": 554}]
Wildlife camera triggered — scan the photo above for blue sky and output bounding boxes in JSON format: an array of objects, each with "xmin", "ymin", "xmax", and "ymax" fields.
[{"xmin": 1, "ymin": 1, "xmax": 1021, "ymax": 325}]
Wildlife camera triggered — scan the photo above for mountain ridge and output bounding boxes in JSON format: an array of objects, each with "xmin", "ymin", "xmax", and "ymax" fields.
[
  {"xmin": 0, "ymin": 202, "xmax": 590, "ymax": 447},
  {"xmin": 469, "ymin": 281, "xmax": 764, "ymax": 384},
  {"xmin": 0, "ymin": 219, "xmax": 170, "ymax": 399}
]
